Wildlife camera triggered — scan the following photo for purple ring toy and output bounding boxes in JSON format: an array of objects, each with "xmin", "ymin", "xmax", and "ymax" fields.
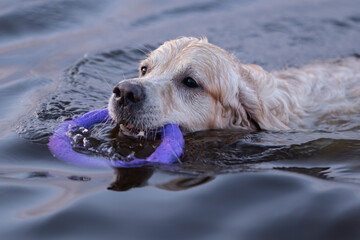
[{"xmin": 48, "ymin": 109, "xmax": 184, "ymax": 168}]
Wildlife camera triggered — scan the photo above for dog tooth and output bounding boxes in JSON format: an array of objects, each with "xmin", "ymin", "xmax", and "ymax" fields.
[{"xmin": 120, "ymin": 124, "xmax": 127, "ymax": 132}]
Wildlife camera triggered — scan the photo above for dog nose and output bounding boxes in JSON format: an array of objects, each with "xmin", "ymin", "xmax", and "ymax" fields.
[{"xmin": 112, "ymin": 82, "xmax": 145, "ymax": 106}]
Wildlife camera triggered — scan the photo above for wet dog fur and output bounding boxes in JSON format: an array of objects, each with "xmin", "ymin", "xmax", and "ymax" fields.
[{"xmin": 109, "ymin": 37, "xmax": 360, "ymax": 136}]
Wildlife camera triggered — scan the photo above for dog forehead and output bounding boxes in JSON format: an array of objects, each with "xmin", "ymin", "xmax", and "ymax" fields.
[
  {"xmin": 148, "ymin": 38, "xmax": 214, "ymax": 67},
  {"xmin": 143, "ymin": 38, "xmax": 240, "ymax": 93}
]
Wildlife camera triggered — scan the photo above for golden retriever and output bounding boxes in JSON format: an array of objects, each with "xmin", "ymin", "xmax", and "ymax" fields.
[{"xmin": 108, "ymin": 37, "xmax": 360, "ymax": 138}]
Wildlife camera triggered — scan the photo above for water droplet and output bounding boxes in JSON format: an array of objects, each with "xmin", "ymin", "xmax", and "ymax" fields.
[
  {"xmin": 73, "ymin": 134, "xmax": 84, "ymax": 145},
  {"xmin": 83, "ymin": 137, "xmax": 91, "ymax": 148}
]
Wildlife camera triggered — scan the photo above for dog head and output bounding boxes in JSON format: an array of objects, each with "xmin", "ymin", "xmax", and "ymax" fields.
[{"xmin": 109, "ymin": 37, "xmax": 263, "ymax": 138}]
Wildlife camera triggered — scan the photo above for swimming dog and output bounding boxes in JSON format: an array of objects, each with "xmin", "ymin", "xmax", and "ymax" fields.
[{"xmin": 109, "ymin": 37, "xmax": 360, "ymax": 138}]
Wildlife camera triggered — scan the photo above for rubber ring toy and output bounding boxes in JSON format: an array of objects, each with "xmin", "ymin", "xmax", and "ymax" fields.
[{"xmin": 48, "ymin": 109, "xmax": 184, "ymax": 168}]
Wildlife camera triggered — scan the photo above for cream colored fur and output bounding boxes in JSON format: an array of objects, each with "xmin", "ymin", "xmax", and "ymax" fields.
[{"xmin": 109, "ymin": 37, "xmax": 360, "ymax": 132}]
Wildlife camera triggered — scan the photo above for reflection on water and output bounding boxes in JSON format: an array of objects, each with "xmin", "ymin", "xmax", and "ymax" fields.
[
  {"xmin": 0, "ymin": 167, "xmax": 112, "ymax": 217},
  {"xmin": 109, "ymin": 167, "xmax": 153, "ymax": 191},
  {"xmin": 1, "ymin": 0, "xmax": 360, "ymax": 239},
  {"xmin": 156, "ymin": 175, "xmax": 215, "ymax": 191},
  {"xmin": 109, "ymin": 167, "xmax": 215, "ymax": 192},
  {"xmin": 0, "ymin": 166, "xmax": 216, "ymax": 219}
]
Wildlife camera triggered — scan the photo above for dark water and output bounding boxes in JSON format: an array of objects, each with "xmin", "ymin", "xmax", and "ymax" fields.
[{"xmin": 1, "ymin": 0, "xmax": 360, "ymax": 239}]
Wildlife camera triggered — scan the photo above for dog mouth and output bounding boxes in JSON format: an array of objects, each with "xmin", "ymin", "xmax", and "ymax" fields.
[{"xmin": 119, "ymin": 121, "xmax": 162, "ymax": 140}]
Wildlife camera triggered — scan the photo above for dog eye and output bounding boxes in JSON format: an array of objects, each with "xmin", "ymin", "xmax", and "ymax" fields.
[
  {"xmin": 140, "ymin": 66, "xmax": 147, "ymax": 76},
  {"xmin": 182, "ymin": 77, "xmax": 199, "ymax": 88}
]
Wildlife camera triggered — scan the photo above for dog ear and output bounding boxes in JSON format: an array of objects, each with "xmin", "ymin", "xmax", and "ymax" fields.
[
  {"xmin": 230, "ymin": 83, "xmax": 265, "ymax": 130},
  {"xmin": 234, "ymin": 87, "xmax": 289, "ymax": 131},
  {"xmin": 233, "ymin": 65, "xmax": 290, "ymax": 131}
]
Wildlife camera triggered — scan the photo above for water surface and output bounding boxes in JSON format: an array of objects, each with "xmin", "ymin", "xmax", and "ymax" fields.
[{"xmin": 1, "ymin": 0, "xmax": 360, "ymax": 239}]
